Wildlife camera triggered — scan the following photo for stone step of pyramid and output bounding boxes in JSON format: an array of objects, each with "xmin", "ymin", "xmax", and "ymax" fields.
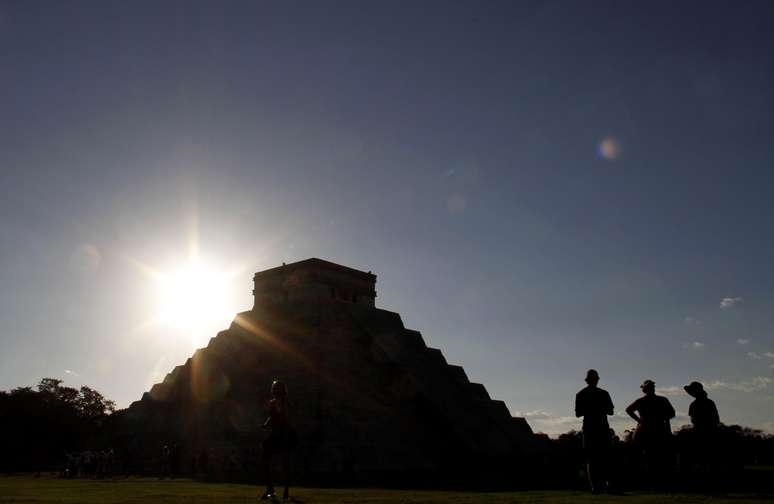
[
  {"xmin": 467, "ymin": 382, "xmax": 490, "ymax": 400},
  {"xmin": 425, "ymin": 347, "xmax": 446, "ymax": 365},
  {"xmin": 446, "ymin": 365, "xmax": 469, "ymax": 385}
]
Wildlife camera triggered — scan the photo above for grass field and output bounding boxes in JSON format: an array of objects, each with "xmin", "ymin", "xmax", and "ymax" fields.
[{"xmin": 1, "ymin": 476, "xmax": 773, "ymax": 504}]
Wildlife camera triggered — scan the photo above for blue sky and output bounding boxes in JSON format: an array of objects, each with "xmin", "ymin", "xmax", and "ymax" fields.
[{"xmin": 1, "ymin": 1, "xmax": 773, "ymax": 435}]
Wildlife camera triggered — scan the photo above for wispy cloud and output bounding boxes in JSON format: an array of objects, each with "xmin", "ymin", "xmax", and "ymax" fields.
[
  {"xmin": 737, "ymin": 339, "xmax": 750, "ymax": 345},
  {"xmin": 64, "ymin": 369, "xmax": 81, "ymax": 377},
  {"xmin": 516, "ymin": 410, "xmax": 579, "ymax": 426},
  {"xmin": 514, "ymin": 410, "xmax": 581, "ymax": 434},
  {"xmin": 760, "ymin": 422, "xmax": 774, "ymax": 434},
  {"xmin": 764, "ymin": 352, "xmax": 774, "ymax": 359},
  {"xmin": 657, "ymin": 386, "xmax": 685, "ymax": 396},
  {"xmin": 659, "ymin": 377, "xmax": 772, "ymax": 395},
  {"xmin": 692, "ymin": 341, "xmax": 705, "ymax": 349},
  {"xmin": 684, "ymin": 317, "xmax": 702, "ymax": 325},
  {"xmin": 720, "ymin": 296, "xmax": 743, "ymax": 309},
  {"xmin": 705, "ymin": 377, "xmax": 772, "ymax": 393},
  {"xmin": 748, "ymin": 352, "xmax": 762, "ymax": 360}
]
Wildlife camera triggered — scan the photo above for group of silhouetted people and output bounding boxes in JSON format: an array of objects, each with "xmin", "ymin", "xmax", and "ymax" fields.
[
  {"xmin": 63, "ymin": 448, "xmax": 117, "ymax": 479},
  {"xmin": 575, "ymin": 369, "xmax": 720, "ymax": 494},
  {"xmin": 262, "ymin": 371, "xmax": 725, "ymax": 498}
]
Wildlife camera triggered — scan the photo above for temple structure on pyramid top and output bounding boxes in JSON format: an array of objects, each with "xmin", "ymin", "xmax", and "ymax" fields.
[
  {"xmin": 121, "ymin": 258, "xmax": 542, "ymax": 484},
  {"xmin": 252, "ymin": 258, "xmax": 377, "ymax": 307}
]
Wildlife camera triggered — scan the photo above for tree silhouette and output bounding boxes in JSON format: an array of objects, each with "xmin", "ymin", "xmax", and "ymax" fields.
[{"xmin": 0, "ymin": 378, "xmax": 116, "ymax": 472}]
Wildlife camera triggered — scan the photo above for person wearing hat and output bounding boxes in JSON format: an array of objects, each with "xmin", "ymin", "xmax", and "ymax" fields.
[
  {"xmin": 684, "ymin": 381, "xmax": 720, "ymax": 477},
  {"xmin": 626, "ymin": 379, "xmax": 676, "ymax": 486},
  {"xmin": 575, "ymin": 369, "xmax": 615, "ymax": 494},
  {"xmin": 685, "ymin": 381, "xmax": 719, "ymax": 432}
]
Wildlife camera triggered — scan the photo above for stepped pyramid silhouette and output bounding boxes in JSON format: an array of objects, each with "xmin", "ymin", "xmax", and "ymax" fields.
[{"xmin": 120, "ymin": 258, "xmax": 541, "ymax": 484}]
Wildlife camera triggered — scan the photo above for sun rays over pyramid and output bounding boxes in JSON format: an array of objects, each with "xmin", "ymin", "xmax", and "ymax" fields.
[{"xmin": 121, "ymin": 258, "xmax": 541, "ymax": 484}]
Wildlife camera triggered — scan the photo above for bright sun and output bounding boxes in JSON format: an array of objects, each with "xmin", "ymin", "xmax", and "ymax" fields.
[{"xmin": 156, "ymin": 262, "xmax": 232, "ymax": 331}]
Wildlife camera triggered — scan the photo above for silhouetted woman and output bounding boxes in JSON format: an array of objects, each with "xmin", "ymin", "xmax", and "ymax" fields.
[
  {"xmin": 260, "ymin": 379, "xmax": 297, "ymax": 500},
  {"xmin": 684, "ymin": 381, "xmax": 720, "ymax": 477}
]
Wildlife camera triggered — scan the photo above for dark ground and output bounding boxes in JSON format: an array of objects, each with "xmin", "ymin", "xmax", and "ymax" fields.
[{"xmin": 2, "ymin": 475, "xmax": 774, "ymax": 504}]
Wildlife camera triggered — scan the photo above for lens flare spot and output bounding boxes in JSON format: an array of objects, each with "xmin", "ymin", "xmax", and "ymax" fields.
[
  {"xmin": 447, "ymin": 193, "xmax": 467, "ymax": 215},
  {"xmin": 598, "ymin": 137, "xmax": 621, "ymax": 160},
  {"xmin": 72, "ymin": 243, "xmax": 101, "ymax": 273}
]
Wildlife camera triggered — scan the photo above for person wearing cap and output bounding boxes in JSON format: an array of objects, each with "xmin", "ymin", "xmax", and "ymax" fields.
[
  {"xmin": 626, "ymin": 379, "xmax": 676, "ymax": 485},
  {"xmin": 684, "ymin": 381, "xmax": 720, "ymax": 477},
  {"xmin": 575, "ymin": 369, "xmax": 615, "ymax": 494}
]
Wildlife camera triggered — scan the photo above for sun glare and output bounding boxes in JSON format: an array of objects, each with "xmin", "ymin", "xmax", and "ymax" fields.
[{"xmin": 156, "ymin": 262, "xmax": 232, "ymax": 331}]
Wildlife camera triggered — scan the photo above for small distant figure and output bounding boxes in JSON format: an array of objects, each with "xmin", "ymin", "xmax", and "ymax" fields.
[
  {"xmin": 684, "ymin": 381, "xmax": 720, "ymax": 476},
  {"xmin": 96, "ymin": 449, "xmax": 106, "ymax": 479},
  {"xmin": 260, "ymin": 379, "xmax": 298, "ymax": 501},
  {"xmin": 81, "ymin": 449, "xmax": 94, "ymax": 478},
  {"xmin": 63, "ymin": 451, "xmax": 77, "ymax": 479},
  {"xmin": 575, "ymin": 369, "xmax": 615, "ymax": 494},
  {"xmin": 105, "ymin": 447, "xmax": 116, "ymax": 478},
  {"xmin": 626, "ymin": 379, "xmax": 675, "ymax": 486},
  {"xmin": 160, "ymin": 444, "xmax": 172, "ymax": 479}
]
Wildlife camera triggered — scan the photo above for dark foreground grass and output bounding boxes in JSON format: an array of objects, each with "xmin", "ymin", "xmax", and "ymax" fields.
[{"xmin": 1, "ymin": 476, "xmax": 772, "ymax": 504}]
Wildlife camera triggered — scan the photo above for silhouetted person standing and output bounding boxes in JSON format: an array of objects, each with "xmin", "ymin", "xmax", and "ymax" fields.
[
  {"xmin": 575, "ymin": 369, "xmax": 614, "ymax": 494},
  {"xmin": 684, "ymin": 381, "xmax": 720, "ymax": 478},
  {"xmin": 626, "ymin": 379, "xmax": 675, "ymax": 487},
  {"xmin": 685, "ymin": 381, "xmax": 719, "ymax": 433},
  {"xmin": 260, "ymin": 380, "xmax": 297, "ymax": 501},
  {"xmin": 159, "ymin": 444, "xmax": 172, "ymax": 479}
]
